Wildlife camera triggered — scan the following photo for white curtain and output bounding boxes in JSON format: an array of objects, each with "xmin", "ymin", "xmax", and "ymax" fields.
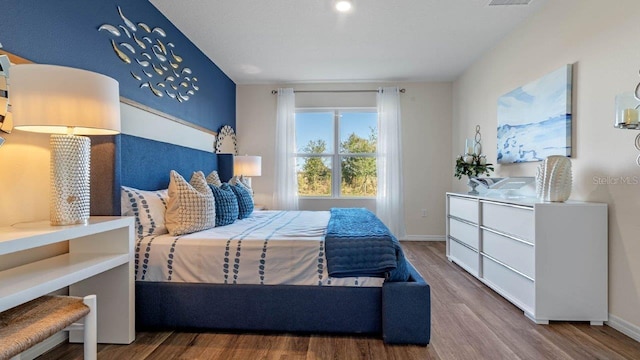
[
  {"xmin": 273, "ymin": 88, "xmax": 299, "ymax": 210},
  {"xmin": 376, "ymin": 87, "xmax": 406, "ymax": 239}
]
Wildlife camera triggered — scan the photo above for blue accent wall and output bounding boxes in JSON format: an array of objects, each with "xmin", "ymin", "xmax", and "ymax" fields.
[{"xmin": 1, "ymin": 0, "xmax": 235, "ymax": 132}]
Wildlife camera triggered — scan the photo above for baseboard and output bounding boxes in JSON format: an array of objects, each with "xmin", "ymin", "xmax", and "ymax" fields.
[
  {"xmin": 607, "ymin": 314, "xmax": 640, "ymax": 342},
  {"xmin": 402, "ymin": 235, "xmax": 445, "ymax": 241},
  {"xmin": 18, "ymin": 331, "xmax": 67, "ymax": 360}
]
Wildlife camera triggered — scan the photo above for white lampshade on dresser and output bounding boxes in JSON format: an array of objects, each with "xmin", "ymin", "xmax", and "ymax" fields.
[
  {"xmin": 234, "ymin": 155, "xmax": 262, "ymax": 189},
  {"xmin": 11, "ymin": 64, "xmax": 120, "ymax": 225}
]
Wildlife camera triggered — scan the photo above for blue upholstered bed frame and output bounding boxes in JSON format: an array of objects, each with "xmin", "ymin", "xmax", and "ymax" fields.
[{"xmin": 91, "ymin": 134, "xmax": 431, "ymax": 345}]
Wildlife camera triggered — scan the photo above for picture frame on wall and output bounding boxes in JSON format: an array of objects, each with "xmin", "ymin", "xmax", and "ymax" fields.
[{"xmin": 496, "ymin": 64, "xmax": 573, "ymax": 164}]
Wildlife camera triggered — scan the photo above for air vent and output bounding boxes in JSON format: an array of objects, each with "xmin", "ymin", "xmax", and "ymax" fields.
[{"xmin": 488, "ymin": 0, "xmax": 532, "ymax": 5}]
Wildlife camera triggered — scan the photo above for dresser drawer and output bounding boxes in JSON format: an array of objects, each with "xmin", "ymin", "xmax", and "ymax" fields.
[
  {"xmin": 449, "ymin": 196, "xmax": 478, "ymax": 223},
  {"xmin": 482, "ymin": 255, "xmax": 534, "ymax": 311},
  {"xmin": 449, "ymin": 218, "xmax": 478, "ymax": 249},
  {"xmin": 481, "ymin": 202, "xmax": 534, "ymax": 242},
  {"xmin": 482, "ymin": 230, "xmax": 534, "ymax": 279},
  {"xmin": 449, "ymin": 239, "xmax": 479, "ymax": 276}
]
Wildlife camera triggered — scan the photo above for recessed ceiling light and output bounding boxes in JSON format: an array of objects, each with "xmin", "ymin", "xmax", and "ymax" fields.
[{"xmin": 335, "ymin": 0, "xmax": 352, "ymax": 12}]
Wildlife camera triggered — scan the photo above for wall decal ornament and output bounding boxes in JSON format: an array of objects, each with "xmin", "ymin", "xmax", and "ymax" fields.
[{"xmin": 98, "ymin": 6, "xmax": 200, "ymax": 103}]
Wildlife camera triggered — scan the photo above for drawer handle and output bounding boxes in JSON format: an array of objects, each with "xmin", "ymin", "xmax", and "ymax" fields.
[
  {"xmin": 449, "ymin": 236, "xmax": 478, "ymax": 251},
  {"xmin": 480, "ymin": 200, "xmax": 533, "ymax": 211},
  {"xmin": 481, "ymin": 226, "xmax": 534, "ymax": 246},
  {"xmin": 482, "ymin": 253, "xmax": 534, "ymax": 282},
  {"xmin": 448, "ymin": 215, "xmax": 478, "ymax": 227}
]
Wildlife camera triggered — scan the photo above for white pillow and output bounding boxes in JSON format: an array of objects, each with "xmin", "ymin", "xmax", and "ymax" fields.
[
  {"xmin": 121, "ymin": 186, "xmax": 169, "ymax": 239},
  {"xmin": 206, "ymin": 170, "xmax": 222, "ymax": 187},
  {"xmin": 166, "ymin": 170, "xmax": 216, "ymax": 236}
]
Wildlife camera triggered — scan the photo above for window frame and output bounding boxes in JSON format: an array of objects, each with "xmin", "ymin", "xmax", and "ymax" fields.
[{"xmin": 295, "ymin": 107, "xmax": 378, "ymax": 199}]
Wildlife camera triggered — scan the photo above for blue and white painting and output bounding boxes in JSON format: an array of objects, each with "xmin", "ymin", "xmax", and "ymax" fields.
[{"xmin": 497, "ymin": 64, "xmax": 572, "ymax": 164}]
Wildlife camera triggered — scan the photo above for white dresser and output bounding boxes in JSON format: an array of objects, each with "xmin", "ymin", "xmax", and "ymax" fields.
[{"xmin": 446, "ymin": 192, "xmax": 608, "ymax": 325}]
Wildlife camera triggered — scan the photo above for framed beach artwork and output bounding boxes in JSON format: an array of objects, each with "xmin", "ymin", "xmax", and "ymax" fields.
[{"xmin": 496, "ymin": 64, "xmax": 573, "ymax": 164}]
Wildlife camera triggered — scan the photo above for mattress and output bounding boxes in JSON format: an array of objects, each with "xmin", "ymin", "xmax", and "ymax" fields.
[{"xmin": 134, "ymin": 210, "xmax": 385, "ymax": 287}]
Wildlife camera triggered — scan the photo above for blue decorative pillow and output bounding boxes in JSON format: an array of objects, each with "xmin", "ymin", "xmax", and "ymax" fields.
[
  {"xmin": 209, "ymin": 183, "xmax": 239, "ymax": 226},
  {"xmin": 230, "ymin": 183, "xmax": 254, "ymax": 219}
]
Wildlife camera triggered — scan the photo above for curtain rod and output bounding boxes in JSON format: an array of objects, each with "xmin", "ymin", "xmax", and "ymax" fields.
[{"xmin": 270, "ymin": 89, "xmax": 406, "ymax": 94}]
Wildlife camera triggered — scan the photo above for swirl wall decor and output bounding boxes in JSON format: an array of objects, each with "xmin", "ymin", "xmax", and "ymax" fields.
[{"xmin": 98, "ymin": 6, "xmax": 200, "ymax": 103}]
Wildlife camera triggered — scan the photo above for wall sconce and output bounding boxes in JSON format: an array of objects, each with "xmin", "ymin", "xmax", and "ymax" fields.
[
  {"xmin": 614, "ymin": 92, "xmax": 640, "ymax": 167},
  {"xmin": 234, "ymin": 155, "xmax": 262, "ymax": 189},
  {"xmin": 11, "ymin": 64, "xmax": 121, "ymax": 225}
]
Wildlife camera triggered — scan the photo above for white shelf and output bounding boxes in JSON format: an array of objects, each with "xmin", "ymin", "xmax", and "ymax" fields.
[
  {"xmin": 0, "ymin": 252, "xmax": 129, "ymax": 312},
  {"xmin": 0, "ymin": 216, "xmax": 135, "ymax": 345},
  {"xmin": 0, "ymin": 217, "xmax": 131, "ymax": 255}
]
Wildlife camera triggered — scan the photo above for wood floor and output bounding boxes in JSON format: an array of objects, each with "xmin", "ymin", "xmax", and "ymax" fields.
[{"xmin": 39, "ymin": 242, "xmax": 640, "ymax": 360}]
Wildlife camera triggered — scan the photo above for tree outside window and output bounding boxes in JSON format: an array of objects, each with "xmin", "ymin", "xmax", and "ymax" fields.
[{"xmin": 295, "ymin": 109, "xmax": 377, "ymax": 198}]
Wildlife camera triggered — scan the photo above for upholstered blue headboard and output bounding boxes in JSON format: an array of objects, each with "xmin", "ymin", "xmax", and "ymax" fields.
[{"xmin": 90, "ymin": 134, "xmax": 232, "ymax": 216}]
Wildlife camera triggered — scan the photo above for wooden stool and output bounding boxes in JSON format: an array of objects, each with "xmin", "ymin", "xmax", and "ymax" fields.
[{"xmin": 0, "ymin": 295, "xmax": 96, "ymax": 360}]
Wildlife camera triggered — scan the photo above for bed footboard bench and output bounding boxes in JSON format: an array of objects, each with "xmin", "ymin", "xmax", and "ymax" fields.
[{"xmin": 136, "ymin": 261, "xmax": 430, "ymax": 345}]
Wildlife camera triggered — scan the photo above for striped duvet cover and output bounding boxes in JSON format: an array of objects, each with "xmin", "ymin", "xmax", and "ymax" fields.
[{"xmin": 134, "ymin": 210, "xmax": 385, "ymax": 287}]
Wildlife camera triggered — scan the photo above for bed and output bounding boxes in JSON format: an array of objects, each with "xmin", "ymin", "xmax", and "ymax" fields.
[{"xmin": 90, "ymin": 134, "xmax": 431, "ymax": 345}]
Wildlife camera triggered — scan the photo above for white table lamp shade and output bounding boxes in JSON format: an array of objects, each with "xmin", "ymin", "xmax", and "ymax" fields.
[
  {"xmin": 11, "ymin": 64, "xmax": 120, "ymax": 225},
  {"xmin": 234, "ymin": 155, "xmax": 262, "ymax": 177},
  {"xmin": 11, "ymin": 64, "xmax": 120, "ymax": 135}
]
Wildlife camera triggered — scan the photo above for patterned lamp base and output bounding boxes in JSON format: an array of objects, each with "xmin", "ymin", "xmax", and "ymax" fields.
[{"xmin": 50, "ymin": 135, "xmax": 91, "ymax": 226}]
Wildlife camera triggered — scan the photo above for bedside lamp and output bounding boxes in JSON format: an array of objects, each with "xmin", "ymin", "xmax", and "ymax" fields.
[
  {"xmin": 11, "ymin": 64, "xmax": 120, "ymax": 225},
  {"xmin": 234, "ymin": 155, "xmax": 262, "ymax": 189}
]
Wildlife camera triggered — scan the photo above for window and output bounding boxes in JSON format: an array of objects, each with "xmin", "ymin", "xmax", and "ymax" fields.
[{"xmin": 295, "ymin": 109, "xmax": 377, "ymax": 197}]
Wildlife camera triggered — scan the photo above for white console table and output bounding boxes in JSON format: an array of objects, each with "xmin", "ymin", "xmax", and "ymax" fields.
[
  {"xmin": 0, "ymin": 217, "xmax": 135, "ymax": 344},
  {"xmin": 446, "ymin": 193, "xmax": 608, "ymax": 325}
]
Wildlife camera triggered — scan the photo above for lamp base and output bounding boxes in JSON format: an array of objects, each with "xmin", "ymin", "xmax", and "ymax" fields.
[{"xmin": 50, "ymin": 134, "xmax": 90, "ymax": 226}]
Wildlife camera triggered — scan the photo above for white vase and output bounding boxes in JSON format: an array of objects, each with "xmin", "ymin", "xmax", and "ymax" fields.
[
  {"xmin": 467, "ymin": 177, "xmax": 479, "ymax": 195},
  {"xmin": 536, "ymin": 155, "xmax": 572, "ymax": 202}
]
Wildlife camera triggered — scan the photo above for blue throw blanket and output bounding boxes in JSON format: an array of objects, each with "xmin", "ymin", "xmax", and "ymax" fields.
[{"xmin": 325, "ymin": 208, "xmax": 409, "ymax": 282}]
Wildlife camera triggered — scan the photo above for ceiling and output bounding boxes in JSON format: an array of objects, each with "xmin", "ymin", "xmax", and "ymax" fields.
[{"xmin": 150, "ymin": 0, "xmax": 547, "ymax": 85}]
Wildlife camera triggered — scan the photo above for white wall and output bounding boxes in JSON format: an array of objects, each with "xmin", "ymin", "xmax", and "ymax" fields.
[
  {"xmin": 452, "ymin": 0, "xmax": 640, "ymax": 337},
  {"xmin": 236, "ymin": 82, "xmax": 452, "ymax": 240}
]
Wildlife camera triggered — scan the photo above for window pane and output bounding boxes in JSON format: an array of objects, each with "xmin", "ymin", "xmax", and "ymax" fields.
[
  {"xmin": 340, "ymin": 156, "xmax": 377, "ymax": 197},
  {"xmin": 339, "ymin": 111, "xmax": 377, "ymax": 154},
  {"xmin": 295, "ymin": 112, "xmax": 334, "ymax": 154},
  {"xmin": 296, "ymin": 156, "xmax": 332, "ymax": 197}
]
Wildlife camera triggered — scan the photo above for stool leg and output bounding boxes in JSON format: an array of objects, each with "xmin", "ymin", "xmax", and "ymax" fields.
[{"xmin": 83, "ymin": 295, "xmax": 97, "ymax": 360}]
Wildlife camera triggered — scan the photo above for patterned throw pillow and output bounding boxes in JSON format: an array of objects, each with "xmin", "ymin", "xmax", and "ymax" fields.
[
  {"xmin": 121, "ymin": 186, "xmax": 168, "ymax": 239},
  {"xmin": 230, "ymin": 183, "xmax": 254, "ymax": 219},
  {"xmin": 209, "ymin": 183, "xmax": 239, "ymax": 226},
  {"xmin": 229, "ymin": 175, "xmax": 253, "ymax": 197},
  {"xmin": 165, "ymin": 170, "xmax": 216, "ymax": 236},
  {"xmin": 206, "ymin": 170, "xmax": 222, "ymax": 187}
]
